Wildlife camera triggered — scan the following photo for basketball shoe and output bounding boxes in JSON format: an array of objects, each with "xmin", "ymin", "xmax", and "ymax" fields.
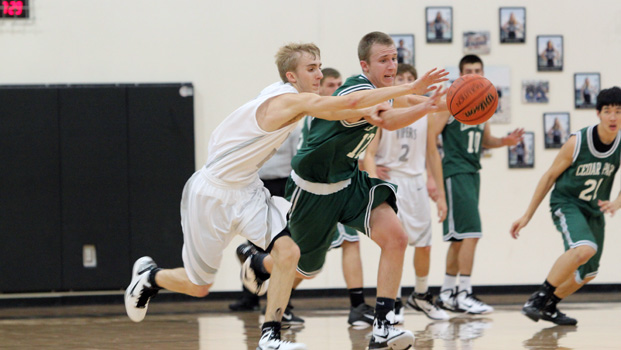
[
  {"xmin": 348, "ymin": 303, "xmax": 375, "ymax": 327},
  {"xmin": 455, "ymin": 290, "xmax": 494, "ymax": 314},
  {"xmin": 540, "ymin": 304, "xmax": 577, "ymax": 326},
  {"xmin": 241, "ymin": 256, "xmax": 269, "ymax": 296},
  {"xmin": 257, "ymin": 328, "xmax": 307, "ymax": 350},
  {"xmin": 368, "ymin": 311, "xmax": 414, "ymax": 350},
  {"xmin": 435, "ymin": 289, "xmax": 460, "ymax": 313},
  {"xmin": 393, "ymin": 298, "xmax": 405, "ymax": 325},
  {"xmin": 522, "ymin": 290, "xmax": 550, "ymax": 322},
  {"xmin": 407, "ymin": 292, "xmax": 449, "ymax": 320},
  {"xmin": 125, "ymin": 256, "xmax": 160, "ymax": 322}
]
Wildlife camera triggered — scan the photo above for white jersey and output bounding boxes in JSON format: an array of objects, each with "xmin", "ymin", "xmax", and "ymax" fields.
[
  {"xmin": 375, "ymin": 115, "xmax": 427, "ymax": 176},
  {"xmin": 204, "ymin": 82, "xmax": 299, "ymax": 186}
]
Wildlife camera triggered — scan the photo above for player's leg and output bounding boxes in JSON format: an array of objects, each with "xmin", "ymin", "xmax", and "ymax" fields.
[
  {"xmin": 343, "ymin": 173, "xmax": 414, "ymax": 349},
  {"xmin": 368, "ymin": 202, "xmax": 415, "ymax": 349},
  {"xmin": 444, "ymin": 174, "xmax": 492, "ymax": 314},
  {"xmin": 256, "ymin": 232, "xmax": 307, "ymax": 350},
  {"xmin": 329, "ymin": 223, "xmax": 375, "ymax": 327},
  {"xmin": 397, "ymin": 174, "xmax": 448, "ymax": 320},
  {"xmin": 522, "ymin": 205, "xmax": 598, "ymax": 325},
  {"xmin": 125, "ymin": 172, "xmax": 222, "ymax": 322}
]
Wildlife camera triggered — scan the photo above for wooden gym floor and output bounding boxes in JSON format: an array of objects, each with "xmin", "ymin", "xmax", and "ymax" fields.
[{"xmin": 1, "ymin": 293, "xmax": 620, "ymax": 350}]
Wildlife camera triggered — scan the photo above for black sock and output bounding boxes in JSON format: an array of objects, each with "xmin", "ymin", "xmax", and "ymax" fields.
[
  {"xmin": 250, "ymin": 253, "xmax": 271, "ymax": 281},
  {"xmin": 148, "ymin": 268, "xmax": 162, "ymax": 289},
  {"xmin": 540, "ymin": 280, "xmax": 557, "ymax": 297},
  {"xmin": 375, "ymin": 297, "xmax": 395, "ymax": 321},
  {"xmin": 261, "ymin": 321, "xmax": 281, "ymax": 337},
  {"xmin": 349, "ymin": 288, "xmax": 365, "ymax": 308}
]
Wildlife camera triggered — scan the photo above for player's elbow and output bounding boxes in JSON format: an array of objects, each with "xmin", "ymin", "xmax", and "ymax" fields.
[{"xmin": 343, "ymin": 95, "xmax": 362, "ymax": 109}]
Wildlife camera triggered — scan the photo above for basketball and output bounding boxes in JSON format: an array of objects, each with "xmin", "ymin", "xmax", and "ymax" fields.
[{"xmin": 446, "ymin": 74, "xmax": 498, "ymax": 125}]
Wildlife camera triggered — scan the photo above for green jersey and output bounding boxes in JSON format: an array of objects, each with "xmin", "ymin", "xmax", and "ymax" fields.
[
  {"xmin": 292, "ymin": 74, "xmax": 383, "ymax": 183},
  {"xmin": 551, "ymin": 126, "xmax": 621, "ymax": 216},
  {"xmin": 441, "ymin": 117, "xmax": 486, "ymax": 178}
]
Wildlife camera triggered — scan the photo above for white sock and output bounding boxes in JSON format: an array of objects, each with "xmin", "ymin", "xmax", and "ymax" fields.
[
  {"xmin": 415, "ymin": 276, "xmax": 428, "ymax": 294},
  {"xmin": 441, "ymin": 274, "xmax": 458, "ymax": 293},
  {"xmin": 459, "ymin": 275, "xmax": 472, "ymax": 294}
]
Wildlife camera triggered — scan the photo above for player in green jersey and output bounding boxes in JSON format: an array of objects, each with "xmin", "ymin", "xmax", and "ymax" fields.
[
  {"xmin": 288, "ymin": 32, "xmax": 448, "ymax": 350},
  {"xmin": 511, "ymin": 86, "xmax": 621, "ymax": 326},
  {"xmin": 429, "ymin": 54, "xmax": 524, "ymax": 315}
]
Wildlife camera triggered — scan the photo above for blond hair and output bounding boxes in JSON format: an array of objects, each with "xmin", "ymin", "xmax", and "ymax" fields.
[{"xmin": 275, "ymin": 43, "xmax": 321, "ymax": 83}]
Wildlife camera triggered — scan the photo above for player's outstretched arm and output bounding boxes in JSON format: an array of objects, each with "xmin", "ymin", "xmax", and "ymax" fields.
[
  {"xmin": 482, "ymin": 126, "xmax": 525, "ymax": 149},
  {"xmin": 371, "ymin": 87, "xmax": 447, "ymax": 131},
  {"xmin": 510, "ymin": 137, "xmax": 575, "ymax": 239}
]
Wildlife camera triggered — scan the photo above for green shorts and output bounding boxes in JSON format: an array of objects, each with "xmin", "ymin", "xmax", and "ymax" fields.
[
  {"xmin": 285, "ymin": 170, "xmax": 397, "ymax": 277},
  {"xmin": 443, "ymin": 173, "xmax": 482, "ymax": 241},
  {"xmin": 329, "ymin": 223, "xmax": 360, "ymax": 249},
  {"xmin": 551, "ymin": 204, "xmax": 605, "ymax": 282}
]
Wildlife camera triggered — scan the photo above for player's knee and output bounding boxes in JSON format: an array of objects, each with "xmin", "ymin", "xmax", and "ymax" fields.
[
  {"xmin": 572, "ymin": 245, "xmax": 596, "ymax": 265},
  {"xmin": 189, "ymin": 284, "xmax": 211, "ymax": 298},
  {"xmin": 274, "ymin": 240, "xmax": 300, "ymax": 265},
  {"xmin": 386, "ymin": 230, "xmax": 408, "ymax": 250}
]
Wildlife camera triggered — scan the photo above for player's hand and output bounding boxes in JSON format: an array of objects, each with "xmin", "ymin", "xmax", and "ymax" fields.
[
  {"xmin": 422, "ymin": 86, "xmax": 447, "ymax": 113},
  {"xmin": 376, "ymin": 165, "xmax": 391, "ymax": 180},
  {"xmin": 510, "ymin": 215, "xmax": 529, "ymax": 239},
  {"xmin": 599, "ymin": 199, "xmax": 620, "ymax": 216},
  {"xmin": 410, "ymin": 68, "xmax": 449, "ymax": 96},
  {"xmin": 427, "ymin": 180, "xmax": 439, "ymax": 202},
  {"xmin": 436, "ymin": 197, "xmax": 447, "ymax": 222},
  {"xmin": 504, "ymin": 128, "xmax": 525, "ymax": 146},
  {"xmin": 364, "ymin": 102, "xmax": 392, "ymax": 127}
]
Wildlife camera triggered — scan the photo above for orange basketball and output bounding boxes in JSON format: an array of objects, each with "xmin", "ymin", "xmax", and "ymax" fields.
[{"xmin": 446, "ymin": 74, "xmax": 498, "ymax": 125}]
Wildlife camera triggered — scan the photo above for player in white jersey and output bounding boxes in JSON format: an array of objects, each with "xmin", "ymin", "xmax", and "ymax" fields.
[
  {"xmin": 124, "ymin": 43, "xmax": 442, "ymax": 350},
  {"xmin": 363, "ymin": 64, "xmax": 449, "ymax": 321}
]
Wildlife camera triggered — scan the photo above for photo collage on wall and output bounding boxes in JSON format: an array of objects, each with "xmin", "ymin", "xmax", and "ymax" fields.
[{"xmin": 389, "ymin": 6, "xmax": 604, "ymax": 169}]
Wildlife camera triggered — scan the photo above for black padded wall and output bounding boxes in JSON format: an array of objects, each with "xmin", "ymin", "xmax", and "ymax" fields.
[
  {"xmin": 127, "ymin": 85, "xmax": 195, "ymax": 268},
  {"xmin": 0, "ymin": 88, "xmax": 62, "ymax": 292},
  {"xmin": 59, "ymin": 87, "xmax": 130, "ymax": 290},
  {"xmin": 0, "ymin": 83, "xmax": 194, "ymax": 293}
]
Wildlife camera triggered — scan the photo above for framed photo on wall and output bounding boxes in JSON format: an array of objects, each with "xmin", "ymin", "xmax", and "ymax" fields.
[
  {"xmin": 544, "ymin": 113, "xmax": 570, "ymax": 149},
  {"xmin": 522, "ymin": 80, "xmax": 549, "ymax": 103},
  {"xmin": 574, "ymin": 73, "xmax": 600, "ymax": 109},
  {"xmin": 390, "ymin": 34, "xmax": 415, "ymax": 66},
  {"xmin": 537, "ymin": 35, "xmax": 563, "ymax": 71},
  {"xmin": 500, "ymin": 7, "xmax": 526, "ymax": 43},
  {"xmin": 426, "ymin": 7, "xmax": 452, "ymax": 43},
  {"xmin": 509, "ymin": 131, "xmax": 534, "ymax": 168},
  {"xmin": 463, "ymin": 31, "xmax": 490, "ymax": 54}
]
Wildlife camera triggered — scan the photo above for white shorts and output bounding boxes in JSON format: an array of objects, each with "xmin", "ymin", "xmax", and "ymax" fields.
[
  {"xmin": 180, "ymin": 169, "xmax": 290, "ymax": 285},
  {"xmin": 392, "ymin": 173, "xmax": 432, "ymax": 247}
]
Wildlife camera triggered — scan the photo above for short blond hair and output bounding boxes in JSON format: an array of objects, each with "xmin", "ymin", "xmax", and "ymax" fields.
[
  {"xmin": 275, "ymin": 43, "xmax": 321, "ymax": 83},
  {"xmin": 358, "ymin": 32, "xmax": 394, "ymax": 62}
]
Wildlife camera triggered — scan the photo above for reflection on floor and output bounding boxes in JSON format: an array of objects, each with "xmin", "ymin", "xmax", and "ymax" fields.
[{"xmin": 0, "ymin": 297, "xmax": 620, "ymax": 349}]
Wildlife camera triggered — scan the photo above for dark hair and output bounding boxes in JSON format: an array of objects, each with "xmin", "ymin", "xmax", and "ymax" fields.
[
  {"xmin": 596, "ymin": 86, "xmax": 621, "ymax": 111},
  {"xmin": 358, "ymin": 31, "xmax": 394, "ymax": 62},
  {"xmin": 397, "ymin": 63, "xmax": 417, "ymax": 80},
  {"xmin": 321, "ymin": 67, "xmax": 341, "ymax": 84},
  {"xmin": 459, "ymin": 54, "xmax": 483, "ymax": 74}
]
